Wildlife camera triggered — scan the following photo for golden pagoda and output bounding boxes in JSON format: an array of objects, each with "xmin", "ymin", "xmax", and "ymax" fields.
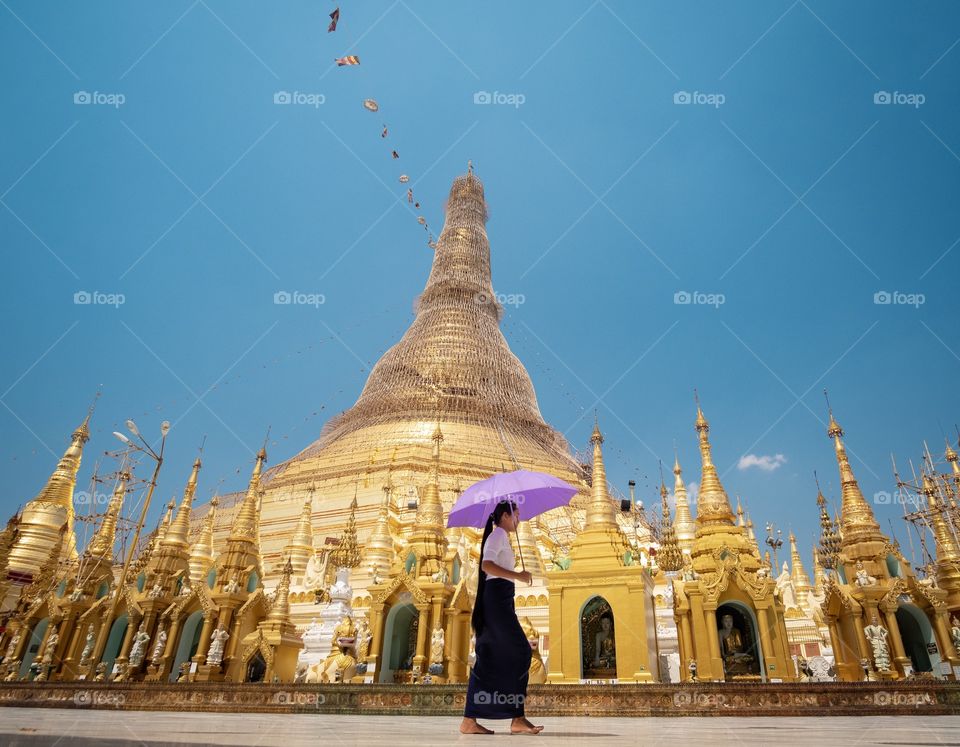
[
  {"xmin": 198, "ymin": 169, "xmax": 588, "ymax": 599},
  {"xmin": 5, "ymin": 413, "xmax": 91, "ymax": 594},
  {"xmin": 545, "ymin": 421, "xmax": 658, "ymax": 682},
  {"xmin": 672, "ymin": 402, "xmax": 794, "ymax": 682},
  {"xmin": 817, "ymin": 408, "xmax": 960, "ymax": 680}
]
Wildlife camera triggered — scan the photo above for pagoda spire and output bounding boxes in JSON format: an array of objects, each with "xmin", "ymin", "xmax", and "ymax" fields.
[
  {"xmin": 266, "ymin": 556, "xmax": 294, "ymax": 624},
  {"xmin": 8, "ymin": 412, "xmax": 92, "ymax": 576},
  {"xmin": 693, "ymin": 400, "xmax": 736, "ymax": 530},
  {"xmin": 228, "ymin": 446, "xmax": 267, "ymax": 542},
  {"xmin": 188, "ymin": 496, "xmax": 219, "ymax": 584},
  {"xmin": 789, "ymin": 531, "xmax": 813, "ymax": 607},
  {"xmin": 672, "ymin": 453, "xmax": 695, "ymax": 552},
  {"xmin": 812, "ymin": 546, "xmax": 828, "ymax": 591},
  {"xmin": 85, "ymin": 469, "xmax": 130, "ymax": 559},
  {"xmin": 366, "ymin": 480, "xmax": 396, "ymax": 576},
  {"xmin": 825, "ymin": 405, "xmax": 884, "ymax": 549},
  {"xmin": 331, "ymin": 490, "xmax": 361, "ymax": 571},
  {"xmin": 585, "ymin": 420, "xmax": 616, "ymax": 529},
  {"xmin": 657, "ymin": 475, "xmax": 683, "ymax": 572},
  {"xmin": 287, "ymin": 491, "xmax": 315, "ymax": 577},
  {"xmin": 156, "ymin": 498, "xmax": 176, "ymax": 544},
  {"xmin": 406, "ymin": 424, "xmax": 446, "ymax": 577},
  {"xmin": 922, "ymin": 474, "xmax": 960, "ymax": 562},
  {"xmin": 162, "ymin": 457, "xmax": 201, "ymax": 549}
]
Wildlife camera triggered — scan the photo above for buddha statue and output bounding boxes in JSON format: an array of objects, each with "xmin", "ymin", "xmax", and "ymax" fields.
[
  {"xmin": 718, "ymin": 613, "xmax": 755, "ymax": 676},
  {"xmin": 592, "ymin": 615, "xmax": 615, "ymax": 669}
]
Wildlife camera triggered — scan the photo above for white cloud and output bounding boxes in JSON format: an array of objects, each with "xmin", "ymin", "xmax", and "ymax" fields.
[
  {"xmin": 737, "ymin": 453, "xmax": 787, "ymax": 472},
  {"xmin": 686, "ymin": 481, "xmax": 699, "ymax": 504}
]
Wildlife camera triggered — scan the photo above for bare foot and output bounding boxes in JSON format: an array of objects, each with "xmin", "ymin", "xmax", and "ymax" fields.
[
  {"xmin": 460, "ymin": 718, "xmax": 494, "ymax": 735},
  {"xmin": 510, "ymin": 717, "xmax": 543, "ymax": 734}
]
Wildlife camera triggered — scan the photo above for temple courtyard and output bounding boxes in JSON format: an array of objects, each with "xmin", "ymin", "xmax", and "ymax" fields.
[{"xmin": 0, "ymin": 710, "xmax": 958, "ymax": 746}]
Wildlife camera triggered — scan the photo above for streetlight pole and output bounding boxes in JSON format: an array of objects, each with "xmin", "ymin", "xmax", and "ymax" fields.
[
  {"xmin": 765, "ymin": 522, "xmax": 784, "ymax": 570},
  {"xmin": 85, "ymin": 419, "xmax": 168, "ymax": 677}
]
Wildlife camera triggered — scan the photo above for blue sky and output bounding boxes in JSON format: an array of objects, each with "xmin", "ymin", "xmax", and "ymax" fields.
[{"xmin": 2, "ymin": 1, "xmax": 959, "ymax": 568}]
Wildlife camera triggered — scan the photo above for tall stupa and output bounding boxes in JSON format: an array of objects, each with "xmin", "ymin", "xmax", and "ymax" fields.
[{"xmin": 209, "ymin": 169, "xmax": 588, "ymax": 583}]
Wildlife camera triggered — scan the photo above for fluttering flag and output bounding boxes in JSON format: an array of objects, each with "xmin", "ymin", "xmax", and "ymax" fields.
[
  {"xmin": 407, "ymin": 189, "xmax": 413, "ymax": 203},
  {"xmin": 398, "ymin": 174, "xmax": 409, "ymax": 183},
  {"xmin": 362, "ymin": 98, "xmax": 379, "ymax": 112},
  {"xmin": 381, "ymin": 126, "xmax": 388, "ymax": 138},
  {"xmin": 328, "ymin": 8, "xmax": 340, "ymax": 32},
  {"xmin": 336, "ymin": 55, "xmax": 360, "ymax": 66},
  {"xmin": 391, "ymin": 150, "xmax": 399, "ymax": 159}
]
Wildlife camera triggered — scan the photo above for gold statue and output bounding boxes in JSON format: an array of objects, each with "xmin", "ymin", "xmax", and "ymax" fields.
[{"xmin": 520, "ymin": 617, "xmax": 546, "ymax": 684}]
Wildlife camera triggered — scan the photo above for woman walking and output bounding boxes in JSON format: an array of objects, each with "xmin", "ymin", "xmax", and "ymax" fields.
[{"xmin": 460, "ymin": 500, "xmax": 544, "ymax": 735}]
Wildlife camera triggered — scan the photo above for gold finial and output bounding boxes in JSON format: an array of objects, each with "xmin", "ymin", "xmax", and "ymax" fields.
[
  {"xmin": 694, "ymin": 389, "xmax": 708, "ymax": 431},
  {"xmin": 692, "ymin": 397, "xmax": 735, "ymax": 528},
  {"xmin": 946, "ymin": 438, "xmax": 958, "ymax": 463},
  {"xmin": 657, "ymin": 477, "xmax": 683, "ymax": 573},
  {"xmin": 86, "ymin": 469, "xmax": 130, "ymax": 558},
  {"xmin": 467, "ymin": 159, "xmax": 473, "ymax": 174},
  {"xmin": 163, "ymin": 457, "xmax": 202, "ymax": 548},
  {"xmin": 331, "ymin": 489, "xmax": 361, "ymax": 569},
  {"xmin": 590, "ymin": 414, "xmax": 603, "ymax": 446}
]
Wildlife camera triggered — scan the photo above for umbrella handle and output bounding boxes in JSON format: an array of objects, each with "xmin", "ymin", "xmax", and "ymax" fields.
[{"xmin": 514, "ymin": 525, "xmax": 526, "ymax": 574}]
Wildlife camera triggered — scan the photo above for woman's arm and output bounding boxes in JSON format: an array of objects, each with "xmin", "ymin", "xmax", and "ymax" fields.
[{"xmin": 481, "ymin": 560, "xmax": 531, "ymax": 584}]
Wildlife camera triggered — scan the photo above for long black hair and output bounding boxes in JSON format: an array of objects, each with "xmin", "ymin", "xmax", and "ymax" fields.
[{"xmin": 471, "ymin": 499, "xmax": 517, "ymax": 636}]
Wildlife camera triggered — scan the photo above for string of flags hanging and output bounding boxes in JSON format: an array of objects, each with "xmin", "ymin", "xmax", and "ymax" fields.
[{"xmin": 329, "ymin": 5, "xmax": 436, "ymax": 249}]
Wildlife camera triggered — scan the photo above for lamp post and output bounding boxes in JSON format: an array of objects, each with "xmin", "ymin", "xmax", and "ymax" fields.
[
  {"xmin": 765, "ymin": 522, "xmax": 784, "ymax": 570},
  {"xmin": 85, "ymin": 419, "xmax": 168, "ymax": 676}
]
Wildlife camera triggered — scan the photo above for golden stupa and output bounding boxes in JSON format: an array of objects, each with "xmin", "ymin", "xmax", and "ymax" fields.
[{"xmin": 206, "ymin": 169, "xmax": 588, "ymax": 587}]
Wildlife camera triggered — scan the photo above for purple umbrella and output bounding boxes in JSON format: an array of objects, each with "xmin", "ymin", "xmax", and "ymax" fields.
[{"xmin": 447, "ymin": 469, "xmax": 579, "ymax": 570}]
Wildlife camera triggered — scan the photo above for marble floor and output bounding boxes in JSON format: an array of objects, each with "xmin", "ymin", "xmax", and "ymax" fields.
[{"xmin": 0, "ymin": 709, "xmax": 958, "ymax": 746}]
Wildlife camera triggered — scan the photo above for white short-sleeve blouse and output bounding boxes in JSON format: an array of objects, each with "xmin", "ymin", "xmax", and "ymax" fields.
[{"xmin": 482, "ymin": 526, "xmax": 516, "ymax": 574}]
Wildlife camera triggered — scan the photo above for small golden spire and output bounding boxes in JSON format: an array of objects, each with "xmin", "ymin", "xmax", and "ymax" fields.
[
  {"xmin": 188, "ymin": 496, "xmax": 218, "ymax": 584},
  {"xmin": 658, "ymin": 475, "xmax": 683, "ymax": 572},
  {"xmin": 692, "ymin": 399, "xmax": 736, "ymax": 529},
  {"xmin": 824, "ymin": 402, "xmax": 884, "ymax": 549},
  {"xmin": 228, "ymin": 446, "xmax": 267, "ymax": 542},
  {"xmin": 86, "ymin": 470, "xmax": 130, "ymax": 559},
  {"xmin": 163, "ymin": 457, "xmax": 201, "ymax": 549},
  {"xmin": 671, "ymin": 452, "xmax": 695, "ymax": 551},
  {"xmin": 789, "ymin": 531, "xmax": 813, "ymax": 602},
  {"xmin": 266, "ymin": 555, "xmax": 294, "ymax": 624},
  {"xmin": 156, "ymin": 498, "xmax": 176, "ymax": 544},
  {"xmin": 923, "ymin": 473, "xmax": 960, "ymax": 562},
  {"xmin": 585, "ymin": 419, "xmax": 616, "ymax": 528},
  {"xmin": 331, "ymin": 490, "xmax": 360, "ymax": 570},
  {"xmin": 287, "ymin": 489, "xmax": 315, "ymax": 577}
]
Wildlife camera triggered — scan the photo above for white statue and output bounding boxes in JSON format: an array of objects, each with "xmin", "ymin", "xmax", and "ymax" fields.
[
  {"xmin": 40, "ymin": 631, "xmax": 59, "ymax": 665},
  {"xmin": 128, "ymin": 623, "xmax": 151, "ymax": 667},
  {"xmin": 807, "ymin": 655, "xmax": 833, "ymax": 681},
  {"xmin": 79, "ymin": 625, "xmax": 95, "ymax": 665},
  {"xmin": 854, "ymin": 560, "xmax": 877, "ymax": 587},
  {"xmin": 69, "ymin": 588, "xmax": 84, "ymax": 603},
  {"xmin": 303, "ymin": 550, "xmax": 328, "ymax": 591},
  {"xmin": 207, "ymin": 626, "xmax": 229, "ymax": 666},
  {"xmin": 178, "ymin": 578, "xmax": 193, "ymax": 597},
  {"xmin": 950, "ymin": 616, "xmax": 960, "ymax": 653},
  {"xmin": 151, "ymin": 628, "xmax": 168, "ymax": 664},
  {"xmin": 4, "ymin": 630, "xmax": 22, "ymax": 662},
  {"xmin": 431, "ymin": 566, "xmax": 448, "ymax": 584},
  {"xmin": 371, "ymin": 565, "xmax": 383, "ymax": 585},
  {"xmin": 429, "ymin": 626, "xmax": 445, "ymax": 665},
  {"xmin": 147, "ymin": 583, "xmax": 164, "ymax": 599},
  {"xmin": 776, "ymin": 562, "xmax": 798, "ymax": 610},
  {"xmin": 222, "ymin": 575, "xmax": 241, "ymax": 595},
  {"xmin": 864, "ymin": 614, "xmax": 891, "ymax": 671}
]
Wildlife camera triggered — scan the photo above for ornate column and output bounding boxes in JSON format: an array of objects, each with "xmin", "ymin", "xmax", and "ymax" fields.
[
  {"xmin": 826, "ymin": 616, "xmax": 845, "ymax": 669},
  {"xmin": 931, "ymin": 612, "xmax": 956, "ymax": 678},
  {"xmin": 192, "ymin": 614, "xmax": 216, "ymax": 664},
  {"xmin": 368, "ymin": 603, "xmax": 386, "ymax": 671},
  {"xmin": 704, "ymin": 607, "xmax": 722, "ymax": 681},
  {"xmin": 447, "ymin": 610, "xmax": 464, "ymax": 682},
  {"xmin": 882, "ymin": 607, "xmax": 909, "ymax": 675},
  {"xmin": 114, "ymin": 614, "xmax": 141, "ymax": 667},
  {"xmin": 414, "ymin": 606, "xmax": 429, "ymax": 672},
  {"xmin": 852, "ymin": 612, "xmax": 871, "ymax": 663},
  {"xmin": 162, "ymin": 616, "xmax": 182, "ymax": 661},
  {"xmin": 756, "ymin": 605, "xmax": 776, "ymax": 679},
  {"xmin": 678, "ymin": 615, "xmax": 694, "ymax": 680}
]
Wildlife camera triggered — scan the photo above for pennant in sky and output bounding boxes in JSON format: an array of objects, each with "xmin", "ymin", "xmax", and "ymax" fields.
[
  {"xmin": 381, "ymin": 126, "xmax": 388, "ymax": 138},
  {"xmin": 335, "ymin": 55, "xmax": 360, "ymax": 66},
  {"xmin": 391, "ymin": 150, "xmax": 399, "ymax": 159},
  {"xmin": 407, "ymin": 189, "xmax": 413, "ymax": 203},
  {"xmin": 328, "ymin": 8, "xmax": 340, "ymax": 32}
]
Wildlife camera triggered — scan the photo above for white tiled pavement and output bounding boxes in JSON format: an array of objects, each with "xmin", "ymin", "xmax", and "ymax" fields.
[{"xmin": 0, "ymin": 709, "xmax": 959, "ymax": 746}]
